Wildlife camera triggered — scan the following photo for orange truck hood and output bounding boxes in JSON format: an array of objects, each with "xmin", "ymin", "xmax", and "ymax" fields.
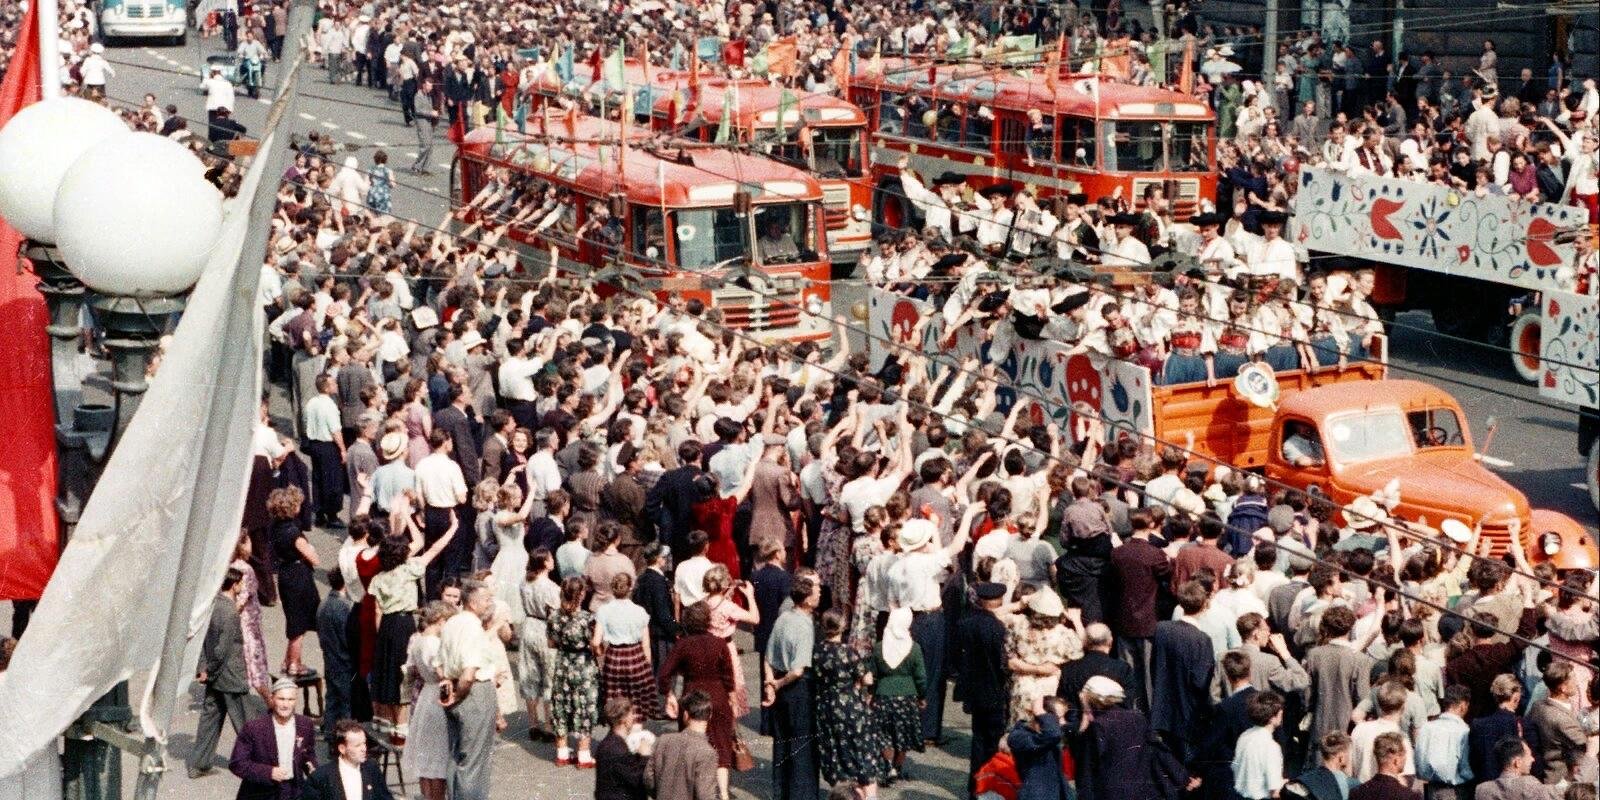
[{"xmin": 1329, "ymin": 450, "xmax": 1529, "ymax": 528}]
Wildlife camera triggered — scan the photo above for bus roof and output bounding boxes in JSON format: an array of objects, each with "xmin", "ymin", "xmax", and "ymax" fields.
[
  {"xmin": 854, "ymin": 58, "xmax": 1212, "ymax": 121},
  {"xmin": 548, "ymin": 58, "xmax": 866, "ymax": 128},
  {"xmin": 461, "ymin": 122, "xmax": 823, "ymax": 208}
]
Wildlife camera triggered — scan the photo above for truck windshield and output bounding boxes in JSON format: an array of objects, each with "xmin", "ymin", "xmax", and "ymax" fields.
[
  {"xmin": 673, "ymin": 208, "xmax": 748, "ymax": 270},
  {"xmin": 810, "ymin": 125, "xmax": 864, "ymax": 178},
  {"xmin": 1324, "ymin": 411, "xmax": 1415, "ymax": 463}
]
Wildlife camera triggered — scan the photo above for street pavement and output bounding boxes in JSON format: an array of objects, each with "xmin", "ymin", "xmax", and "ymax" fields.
[{"xmin": 11, "ymin": 29, "xmax": 1595, "ymax": 800}]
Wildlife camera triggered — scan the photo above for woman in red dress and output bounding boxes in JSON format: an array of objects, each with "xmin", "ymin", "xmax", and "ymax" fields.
[
  {"xmin": 689, "ymin": 455, "xmax": 762, "ymax": 582},
  {"xmin": 659, "ymin": 602, "xmax": 739, "ymax": 799}
]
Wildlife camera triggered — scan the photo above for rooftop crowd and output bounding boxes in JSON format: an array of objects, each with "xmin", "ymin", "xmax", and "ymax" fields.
[{"xmin": 2, "ymin": 0, "xmax": 1600, "ymax": 799}]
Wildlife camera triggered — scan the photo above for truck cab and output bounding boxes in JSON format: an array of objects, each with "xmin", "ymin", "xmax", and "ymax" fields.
[{"xmin": 1262, "ymin": 380, "xmax": 1595, "ymax": 570}]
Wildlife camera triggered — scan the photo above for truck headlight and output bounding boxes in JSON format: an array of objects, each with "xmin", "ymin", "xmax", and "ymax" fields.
[
  {"xmin": 851, "ymin": 204, "xmax": 868, "ymax": 222},
  {"xmin": 1540, "ymin": 531, "xmax": 1562, "ymax": 557},
  {"xmin": 805, "ymin": 294, "xmax": 825, "ymax": 316}
]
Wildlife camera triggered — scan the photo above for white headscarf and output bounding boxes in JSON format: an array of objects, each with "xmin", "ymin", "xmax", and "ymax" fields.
[{"xmin": 881, "ymin": 607, "xmax": 914, "ymax": 669}]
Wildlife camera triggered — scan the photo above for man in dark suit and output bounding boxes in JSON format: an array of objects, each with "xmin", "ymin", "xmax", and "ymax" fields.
[
  {"xmin": 957, "ymin": 582, "xmax": 1012, "ymax": 796},
  {"xmin": 478, "ymin": 409, "xmax": 514, "ymax": 485},
  {"xmin": 1150, "ymin": 580, "xmax": 1217, "ymax": 765},
  {"xmin": 1467, "ymin": 674, "xmax": 1524, "ymax": 791},
  {"xmin": 432, "ymin": 385, "xmax": 481, "ymax": 487},
  {"xmin": 1058, "ymin": 623, "xmax": 1136, "ymax": 711},
  {"xmin": 301, "ymin": 720, "xmax": 393, "ymax": 800},
  {"xmin": 647, "ymin": 690, "xmax": 719, "ymax": 800},
  {"xmin": 1198, "ymin": 651, "xmax": 1257, "ymax": 800},
  {"xmin": 646, "ymin": 440, "xmax": 706, "ymax": 562},
  {"xmin": 633, "ymin": 543, "xmax": 677, "ymax": 670},
  {"xmin": 1525, "ymin": 660, "xmax": 1592, "ymax": 785},
  {"xmin": 191, "ymin": 569, "xmax": 255, "ymax": 779},
  {"xmin": 230, "ymin": 678, "xmax": 319, "ymax": 799}
]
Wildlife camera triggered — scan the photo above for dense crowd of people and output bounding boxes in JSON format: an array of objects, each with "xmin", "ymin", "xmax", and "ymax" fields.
[{"xmin": 5, "ymin": 0, "xmax": 1600, "ymax": 799}]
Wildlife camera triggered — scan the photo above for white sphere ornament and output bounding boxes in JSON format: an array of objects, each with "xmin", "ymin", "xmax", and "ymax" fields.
[
  {"xmin": 0, "ymin": 96, "xmax": 128, "ymax": 242},
  {"xmin": 53, "ymin": 132, "xmax": 224, "ymax": 297}
]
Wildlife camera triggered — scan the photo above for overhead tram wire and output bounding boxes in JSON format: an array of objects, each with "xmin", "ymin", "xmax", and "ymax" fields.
[
  {"xmin": 277, "ymin": 183, "xmax": 1600, "ymax": 656},
  {"xmin": 269, "ymin": 173, "xmax": 1594, "ymax": 603}
]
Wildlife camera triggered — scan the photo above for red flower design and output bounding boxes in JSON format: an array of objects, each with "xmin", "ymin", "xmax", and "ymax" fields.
[
  {"xmin": 1456, "ymin": 244, "xmax": 1471, "ymax": 263},
  {"xmin": 1369, "ymin": 197, "xmax": 1405, "ymax": 241}
]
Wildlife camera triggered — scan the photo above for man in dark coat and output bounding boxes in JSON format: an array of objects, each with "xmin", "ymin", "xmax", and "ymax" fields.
[
  {"xmin": 1058, "ymin": 623, "xmax": 1136, "ymax": 711},
  {"xmin": 230, "ymin": 679, "xmax": 319, "ymax": 799},
  {"xmin": 1149, "ymin": 580, "xmax": 1217, "ymax": 765},
  {"xmin": 191, "ymin": 569, "xmax": 255, "ymax": 779},
  {"xmin": 646, "ymin": 440, "xmax": 706, "ymax": 562},
  {"xmin": 1197, "ymin": 651, "xmax": 1257, "ymax": 800},
  {"xmin": 301, "ymin": 720, "xmax": 393, "ymax": 800},
  {"xmin": 1008, "ymin": 697, "xmax": 1071, "ymax": 800},
  {"xmin": 957, "ymin": 582, "xmax": 1012, "ymax": 797}
]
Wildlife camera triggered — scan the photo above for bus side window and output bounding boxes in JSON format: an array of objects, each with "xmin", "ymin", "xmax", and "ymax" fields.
[
  {"xmin": 906, "ymin": 95, "xmax": 931, "ymax": 139},
  {"xmin": 963, "ymin": 104, "xmax": 992, "ymax": 150},
  {"xmin": 1057, "ymin": 116, "xmax": 1096, "ymax": 167},
  {"xmin": 630, "ymin": 206, "xmax": 666, "ymax": 265},
  {"xmin": 936, "ymin": 104, "xmax": 962, "ymax": 144},
  {"xmin": 998, "ymin": 118, "xmax": 1024, "ymax": 156},
  {"xmin": 878, "ymin": 91, "xmax": 904, "ymax": 134}
]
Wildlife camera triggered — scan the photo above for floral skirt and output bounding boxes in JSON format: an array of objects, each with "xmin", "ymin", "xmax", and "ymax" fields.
[
  {"xmin": 549, "ymin": 650, "xmax": 598, "ymax": 738},
  {"xmin": 874, "ymin": 695, "xmax": 924, "ymax": 753}
]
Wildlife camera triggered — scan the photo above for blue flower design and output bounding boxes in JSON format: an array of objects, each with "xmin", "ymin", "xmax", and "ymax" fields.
[{"xmin": 1409, "ymin": 196, "xmax": 1452, "ymax": 259}]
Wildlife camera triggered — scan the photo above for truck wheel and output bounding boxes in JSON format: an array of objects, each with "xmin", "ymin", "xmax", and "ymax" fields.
[
  {"xmin": 1508, "ymin": 311, "xmax": 1542, "ymax": 384},
  {"xmin": 1588, "ymin": 438, "xmax": 1599, "ymax": 514},
  {"xmin": 175, "ymin": 31, "xmax": 187, "ymax": 46}
]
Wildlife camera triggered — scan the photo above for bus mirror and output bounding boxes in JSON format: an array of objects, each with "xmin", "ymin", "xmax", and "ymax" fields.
[
  {"xmin": 608, "ymin": 193, "xmax": 627, "ymax": 219},
  {"xmin": 733, "ymin": 190, "xmax": 753, "ymax": 215}
]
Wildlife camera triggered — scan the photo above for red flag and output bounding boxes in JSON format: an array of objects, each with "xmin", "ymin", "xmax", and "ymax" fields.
[
  {"xmin": 447, "ymin": 104, "xmax": 467, "ymax": 144},
  {"xmin": 0, "ymin": 0, "xmax": 62, "ymax": 602},
  {"xmin": 722, "ymin": 39, "xmax": 745, "ymax": 68},
  {"xmin": 564, "ymin": 105, "xmax": 578, "ymax": 140},
  {"xmin": 831, "ymin": 41, "xmax": 851, "ymax": 90},
  {"xmin": 1179, "ymin": 39, "xmax": 1196, "ymax": 94},
  {"xmin": 589, "ymin": 46, "xmax": 604, "ymax": 83}
]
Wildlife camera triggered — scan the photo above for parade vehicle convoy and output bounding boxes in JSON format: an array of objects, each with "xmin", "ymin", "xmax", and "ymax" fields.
[
  {"xmin": 847, "ymin": 58, "xmax": 1217, "ymax": 229},
  {"xmin": 453, "ymin": 115, "xmax": 833, "ymax": 342},
  {"xmin": 534, "ymin": 60, "xmax": 874, "ymax": 272}
]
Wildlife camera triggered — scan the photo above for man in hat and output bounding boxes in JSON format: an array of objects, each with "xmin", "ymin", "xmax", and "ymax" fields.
[
  {"xmin": 230, "ymin": 678, "xmax": 319, "ymax": 799},
  {"xmin": 899, "ymin": 155, "xmax": 964, "ymax": 241},
  {"xmin": 79, "ymin": 42, "xmax": 114, "ymax": 100},
  {"xmin": 1249, "ymin": 211, "xmax": 1299, "ymax": 283},
  {"xmin": 1102, "ymin": 212, "xmax": 1152, "ymax": 269},
  {"xmin": 1192, "ymin": 212, "xmax": 1242, "ymax": 278},
  {"xmin": 369, "ymin": 431, "xmax": 414, "ymax": 517},
  {"xmin": 973, "ymin": 183, "xmax": 1016, "ymax": 255},
  {"xmin": 957, "ymin": 576, "xmax": 1012, "ymax": 794}
]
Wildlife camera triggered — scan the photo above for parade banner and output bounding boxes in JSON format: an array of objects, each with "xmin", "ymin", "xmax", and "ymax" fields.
[
  {"xmin": 867, "ymin": 289, "xmax": 1154, "ymax": 436},
  {"xmin": 1539, "ymin": 289, "xmax": 1599, "ymax": 408},
  {"xmin": 1292, "ymin": 167, "xmax": 1587, "ymax": 293}
]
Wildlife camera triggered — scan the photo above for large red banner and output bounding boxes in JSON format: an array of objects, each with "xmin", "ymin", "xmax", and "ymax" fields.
[{"xmin": 0, "ymin": 2, "xmax": 61, "ymax": 601}]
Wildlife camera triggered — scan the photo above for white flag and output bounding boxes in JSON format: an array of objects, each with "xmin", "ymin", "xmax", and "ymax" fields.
[{"xmin": 0, "ymin": 134, "xmax": 271, "ymax": 779}]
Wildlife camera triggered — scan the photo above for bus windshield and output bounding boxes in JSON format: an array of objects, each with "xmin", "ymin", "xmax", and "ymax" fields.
[
  {"xmin": 751, "ymin": 203, "xmax": 811, "ymax": 265},
  {"xmin": 1101, "ymin": 120, "xmax": 1164, "ymax": 172},
  {"xmin": 810, "ymin": 125, "xmax": 864, "ymax": 178},
  {"xmin": 1324, "ymin": 411, "xmax": 1415, "ymax": 464},
  {"xmin": 674, "ymin": 208, "xmax": 748, "ymax": 270},
  {"xmin": 1169, "ymin": 122, "xmax": 1211, "ymax": 172}
]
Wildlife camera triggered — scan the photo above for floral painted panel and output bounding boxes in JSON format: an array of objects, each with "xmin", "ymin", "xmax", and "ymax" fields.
[{"xmin": 1539, "ymin": 290, "xmax": 1599, "ymax": 408}]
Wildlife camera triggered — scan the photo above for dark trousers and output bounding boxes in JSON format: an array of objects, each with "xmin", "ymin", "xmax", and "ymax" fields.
[
  {"xmin": 370, "ymin": 57, "xmax": 387, "ymax": 89},
  {"xmin": 191, "ymin": 688, "xmax": 251, "ymax": 771},
  {"xmin": 422, "ymin": 506, "xmax": 460, "ymax": 597},
  {"xmin": 400, "ymin": 78, "xmax": 417, "ymax": 123},
  {"xmin": 911, "ymin": 609, "xmax": 947, "ymax": 742},
  {"xmin": 322, "ymin": 666, "xmax": 352, "ymax": 736},
  {"xmin": 245, "ymin": 523, "xmax": 279, "ymax": 606},
  {"xmin": 267, "ymin": 34, "xmax": 283, "ymax": 60},
  {"xmin": 353, "ymin": 52, "xmax": 369, "ymax": 85},
  {"xmin": 1117, "ymin": 635, "xmax": 1154, "ymax": 714},
  {"xmin": 968, "ymin": 708, "xmax": 1008, "ymax": 797},
  {"xmin": 771, "ymin": 678, "xmax": 818, "ymax": 800},
  {"xmin": 304, "ymin": 440, "xmax": 345, "ymax": 522}
]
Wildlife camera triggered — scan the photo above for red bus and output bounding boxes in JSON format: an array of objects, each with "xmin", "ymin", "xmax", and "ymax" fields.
[
  {"xmin": 848, "ymin": 59, "xmax": 1216, "ymax": 227},
  {"xmin": 534, "ymin": 61, "xmax": 873, "ymax": 271},
  {"xmin": 453, "ymin": 115, "xmax": 833, "ymax": 342}
]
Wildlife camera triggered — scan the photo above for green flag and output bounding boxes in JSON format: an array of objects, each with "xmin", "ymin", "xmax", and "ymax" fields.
[
  {"xmin": 775, "ymin": 88, "xmax": 796, "ymax": 143},
  {"xmin": 602, "ymin": 44, "xmax": 627, "ymax": 90},
  {"xmin": 714, "ymin": 84, "xmax": 734, "ymax": 144},
  {"xmin": 750, "ymin": 45, "xmax": 769, "ymax": 77}
]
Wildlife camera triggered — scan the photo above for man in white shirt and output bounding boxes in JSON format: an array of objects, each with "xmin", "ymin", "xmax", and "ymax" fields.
[
  {"xmin": 438, "ymin": 582, "xmax": 505, "ymax": 790},
  {"xmin": 303, "ymin": 374, "xmax": 346, "ymax": 528},
  {"xmin": 497, "ymin": 336, "xmax": 546, "ymax": 429},
  {"xmin": 525, "ymin": 429, "xmax": 563, "ymax": 509},
  {"xmin": 415, "ymin": 428, "xmax": 468, "ymax": 594},
  {"xmin": 1249, "ymin": 212, "xmax": 1299, "ymax": 283},
  {"xmin": 1101, "ymin": 213, "xmax": 1152, "ymax": 269},
  {"xmin": 79, "ymin": 43, "xmax": 114, "ymax": 98},
  {"xmin": 1349, "ymin": 682, "xmax": 1415, "ymax": 782},
  {"xmin": 202, "ymin": 64, "xmax": 236, "ymax": 123},
  {"xmin": 304, "ymin": 719, "xmax": 393, "ymax": 799},
  {"xmin": 674, "ymin": 530, "xmax": 716, "ymax": 606}
]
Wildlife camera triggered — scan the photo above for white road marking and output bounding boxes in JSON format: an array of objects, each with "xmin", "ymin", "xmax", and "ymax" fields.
[
  {"xmin": 297, "ymin": 112, "xmax": 316, "ymax": 120},
  {"xmin": 346, "ymin": 131, "xmax": 367, "ymax": 139},
  {"xmin": 1478, "ymin": 455, "xmax": 1515, "ymax": 468},
  {"xmin": 321, "ymin": 121, "xmax": 340, "ymax": 129},
  {"xmin": 1573, "ymin": 482, "xmax": 1589, "ymax": 490},
  {"xmin": 373, "ymin": 141, "xmax": 389, "ymax": 147},
  {"xmin": 405, "ymin": 152, "xmax": 417, "ymax": 158},
  {"xmin": 257, "ymin": 97, "xmax": 272, "ymax": 105}
]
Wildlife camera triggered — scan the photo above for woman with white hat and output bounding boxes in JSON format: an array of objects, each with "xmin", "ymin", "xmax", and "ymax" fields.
[{"xmin": 1004, "ymin": 588, "xmax": 1084, "ymax": 721}]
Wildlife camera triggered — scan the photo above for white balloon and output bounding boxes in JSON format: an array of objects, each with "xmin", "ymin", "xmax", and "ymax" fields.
[
  {"xmin": 0, "ymin": 97, "xmax": 128, "ymax": 242},
  {"xmin": 53, "ymin": 132, "xmax": 223, "ymax": 297}
]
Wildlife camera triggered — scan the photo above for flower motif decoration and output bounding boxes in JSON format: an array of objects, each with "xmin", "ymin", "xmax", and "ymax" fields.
[{"xmin": 1409, "ymin": 195, "xmax": 1451, "ymax": 259}]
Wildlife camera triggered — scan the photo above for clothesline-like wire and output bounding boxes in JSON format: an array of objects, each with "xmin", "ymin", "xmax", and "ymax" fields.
[
  {"xmin": 270, "ymin": 174, "xmax": 1595, "ymax": 604},
  {"xmin": 262, "ymin": 183, "xmax": 1600, "ymax": 659}
]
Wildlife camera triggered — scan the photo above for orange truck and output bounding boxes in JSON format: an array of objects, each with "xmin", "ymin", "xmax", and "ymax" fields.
[{"xmin": 1151, "ymin": 363, "xmax": 1596, "ymax": 570}]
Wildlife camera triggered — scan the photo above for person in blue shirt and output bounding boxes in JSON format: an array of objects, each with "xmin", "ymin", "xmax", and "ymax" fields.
[{"xmin": 1414, "ymin": 685, "xmax": 1473, "ymax": 797}]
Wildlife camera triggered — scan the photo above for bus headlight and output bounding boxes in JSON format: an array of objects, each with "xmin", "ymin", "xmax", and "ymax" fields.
[
  {"xmin": 851, "ymin": 204, "xmax": 868, "ymax": 222},
  {"xmin": 805, "ymin": 294, "xmax": 825, "ymax": 316}
]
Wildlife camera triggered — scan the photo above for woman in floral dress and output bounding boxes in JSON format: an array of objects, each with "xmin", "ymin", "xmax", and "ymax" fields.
[
  {"xmin": 871, "ymin": 608, "xmax": 926, "ymax": 782},
  {"xmin": 547, "ymin": 575, "xmax": 599, "ymax": 767},
  {"xmin": 1004, "ymin": 588, "xmax": 1083, "ymax": 722},
  {"xmin": 812, "ymin": 444, "xmax": 855, "ymax": 610},
  {"xmin": 229, "ymin": 533, "xmax": 272, "ymax": 705},
  {"xmin": 365, "ymin": 150, "xmax": 393, "ymax": 214},
  {"xmin": 813, "ymin": 608, "xmax": 889, "ymax": 790}
]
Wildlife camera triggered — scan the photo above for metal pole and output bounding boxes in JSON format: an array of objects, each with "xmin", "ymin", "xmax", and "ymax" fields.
[
  {"xmin": 1263, "ymin": 0, "xmax": 1279, "ymax": 102},
  {"xmin": 37, "ymin": 0, "xmax": 62, "ymax": 98}
]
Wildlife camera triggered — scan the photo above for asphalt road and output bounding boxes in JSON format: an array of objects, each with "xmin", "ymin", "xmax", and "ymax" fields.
[{"xmin": 26, "ymin": 30, "xmax": 1594, "ymax": 799}]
